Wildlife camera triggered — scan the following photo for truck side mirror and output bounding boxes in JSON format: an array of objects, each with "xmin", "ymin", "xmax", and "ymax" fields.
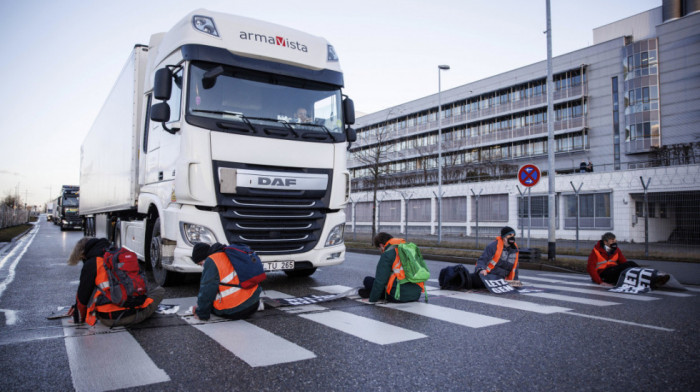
[
  {"xmin": 345, "ymin": 127, "xmax": 357, "ymax": 143},
  {"xmin": 202, "ymin": 66, "xmax": 224, "ymax": 89},
  {"xmin": 150, "ymin": 102, "xmax": 170, "ymax": 122},
  {"xmin": 343, "ymin": 97, "xmax": 355, "ymax": 125},
  {"xmin": 153, "ymin": 68, "xmax": 173, "ymax": 100}
]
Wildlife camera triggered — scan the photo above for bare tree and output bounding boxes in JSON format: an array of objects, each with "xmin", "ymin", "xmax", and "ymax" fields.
[
  {"xmin": 350, "ymin": 113, "xmax": 402, "ymax": 242},
  {"xmin": 2, "ymin": 193, "xmax": 22, "ymax": 209}
]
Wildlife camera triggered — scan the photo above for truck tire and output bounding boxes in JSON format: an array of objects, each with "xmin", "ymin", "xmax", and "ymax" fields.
[
  {"xmin": 148, "ymin": 217, "xmax": 181, "ymax": 286},
  {"xmin": 284, "ymin": 267, "xmax": 317, "ymax": 278}
]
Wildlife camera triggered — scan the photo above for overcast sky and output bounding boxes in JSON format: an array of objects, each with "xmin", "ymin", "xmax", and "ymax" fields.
[{"xmin": 0, "ymin": 0, "xmax": 660, "ymax": 206}]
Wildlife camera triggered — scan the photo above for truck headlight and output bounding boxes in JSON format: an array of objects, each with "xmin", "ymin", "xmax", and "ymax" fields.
[
  {"xmin": 325, "ymin": 223, "xmax": 345, "ymax": 247},
  {"xmin": 181, "ymin": 223, "xmax": 217, "ymax": 246}
]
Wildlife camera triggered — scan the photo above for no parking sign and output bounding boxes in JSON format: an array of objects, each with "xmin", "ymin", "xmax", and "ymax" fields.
[{"xmin": 518, "ymin": 164, "xmax": 540, "ymax": 187}]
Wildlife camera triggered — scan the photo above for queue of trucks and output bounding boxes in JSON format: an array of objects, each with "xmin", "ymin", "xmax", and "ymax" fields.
[
  {"xmin": 77, "ymin": 10, "xmax": 356, "ymax": 285},
  {"xmin": 51, "ymin": 185, "xmax": 82, "ymax": 231}
]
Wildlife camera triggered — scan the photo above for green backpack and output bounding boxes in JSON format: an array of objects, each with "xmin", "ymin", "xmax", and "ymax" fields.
[{"xmin": 389, "ymin": 242, "xmax": 431, "ymax": 301}]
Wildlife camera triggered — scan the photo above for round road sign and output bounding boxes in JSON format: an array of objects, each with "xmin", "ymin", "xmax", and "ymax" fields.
[{"xmin": 518, "ymin": 164, "xmax": 540, "ymax": 187}]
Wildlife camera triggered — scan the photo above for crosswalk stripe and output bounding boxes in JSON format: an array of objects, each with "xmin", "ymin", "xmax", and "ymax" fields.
[
  {"xmin": 521, "ymin": 292, "xmax": 620, "ymax": 306},
  {"xmin": 264, "ymin": 290, "xmax": 426, "ymax": 345},
  {"xmin": 524, "ymin": 276, "xmax": 599, "ymax": 287},
  {"xmin": 538, "ymin": 273, "xmax": 591, "ymax": 281},
  {"xmin": 645, "ymin": 290, "xmax": 694, "ymax": 297},
  {"xmin": 429, "ymin": 291, "xmax": 571, "ymax": 314},
  {"xmin": 62, "ymin": 320, "xmax": 169, "ymax": 392},
  {"xmin": 313, "ymin": 286, "xmax": 510, "ymax": 328},
  {"xmin": 299, "ymin": 310, "xmax": 427, "ymax": 345},
  {"xmin": 379, "ymin": 301, "xmax": 510, "ymax": 328},
  {"xmin": 522, "ymin": 282, "xmax": 661, "ymax": 301},
  {"xmin": 170, "ymin": 296, "xmax": 316, "ymax": 367}
]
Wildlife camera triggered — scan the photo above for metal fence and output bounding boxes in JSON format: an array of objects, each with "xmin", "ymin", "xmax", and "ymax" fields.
[
  {"xmin": 345, "ymin": 168, "xmax": 700, "ymax": 261},
  {"xmin": 0, "ymin": 205, "xmax": 29, "ymax": 230}
]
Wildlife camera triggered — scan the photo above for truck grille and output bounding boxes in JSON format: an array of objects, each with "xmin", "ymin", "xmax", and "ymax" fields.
[{"xmin": 214, "ymin": 163, "xmax": 332, "ymax": 256}]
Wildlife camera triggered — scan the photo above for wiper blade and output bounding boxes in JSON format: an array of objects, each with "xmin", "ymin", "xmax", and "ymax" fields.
[{"xmin": 289, "ymin": 122, "xmax": 337, "ymax": 142}]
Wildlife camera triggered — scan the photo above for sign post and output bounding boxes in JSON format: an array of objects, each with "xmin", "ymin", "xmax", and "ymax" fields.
[{"xmin": 518, "ymin": 165, "xmax": 540, "ymax": 248}]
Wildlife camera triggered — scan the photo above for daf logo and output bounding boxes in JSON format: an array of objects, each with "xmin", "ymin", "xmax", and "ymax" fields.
[{"xmin": 258, "ymin": 177, "xmax": 297, "ymax": 187}]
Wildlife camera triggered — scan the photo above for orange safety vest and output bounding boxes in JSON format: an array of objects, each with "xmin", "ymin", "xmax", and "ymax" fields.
[
  {"xmin": 86, "ymin": 257, "xmax": 153, "ymax": 326},
  {"xmin": 591, "ymin": 247, "xmax": 620, "ymax": 272},
  {"xmin": 210, "ymin": 252, "xmax": 259, "ymax": 311},
  {"xmin": 385, "ymin": 238, "xmax": 425, "ymax": 296},
  {"xmin": 485, "ymin": 237, "xmax": 519, "ymax": 280}
]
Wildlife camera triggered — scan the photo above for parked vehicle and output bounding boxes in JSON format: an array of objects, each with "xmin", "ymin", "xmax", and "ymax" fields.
[
  {"xmin": 56, "ymin": 186, "xmax": 81, "ymax": 231},
  {"xmin": 46, "ymin": 202, "xmax": 54, "ymax": 221},
  {"xmin": 80, "ymin": 10, "xmax": 356, "ymax": 286}
]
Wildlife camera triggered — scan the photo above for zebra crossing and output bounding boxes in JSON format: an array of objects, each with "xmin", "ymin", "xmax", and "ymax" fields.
[{"xmin": 59, "ymin": 271, "xmax": 693, "ymax": 391}]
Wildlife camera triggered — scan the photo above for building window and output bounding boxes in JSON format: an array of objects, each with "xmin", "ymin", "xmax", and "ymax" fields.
[
  {"xmin": 379, "ymin": 200, "xmax": 401, "ymax": 222},
  {"xmin": 355, "ymin": 202, "xmax": 373, "ymax": 222},
  {"xmin": 564, "ymin": 192, "xmax": 612, "ymax": 229},
  {"xmin": 443, "ymin": 196, "xmax": 467, "ymax": 222},
  {"xmin": 612, "ymin": 76, "xmax": 621, "ymax": 170},
  {"xmin": 518, "ymin": 195, "xmax": 558, "ymax": 228},
  {"xmin": 471, "ymin": 194, "xmax": 508, "ymax": 222},
  {"xmin": 408, "ymin": 199, "xmax": 431, "ymax": 222}
]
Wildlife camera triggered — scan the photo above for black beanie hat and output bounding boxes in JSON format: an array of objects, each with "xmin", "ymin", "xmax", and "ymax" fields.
[
  {"xmin": 191, "ymin": 243, "xmax": 211, "ymax": 264},
  {"xmin": 501, "ymin": 226, "xmax": 515, "ymax": 237}
]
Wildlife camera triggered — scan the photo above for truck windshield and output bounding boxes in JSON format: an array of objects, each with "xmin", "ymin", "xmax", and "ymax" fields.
[
  {"xmin": 188, "ymin": 62, "xmax": 344, "ymax": 135},
  {"xmin": 63, "ymin": 197, "xmax": 79, "ymax": 207}
]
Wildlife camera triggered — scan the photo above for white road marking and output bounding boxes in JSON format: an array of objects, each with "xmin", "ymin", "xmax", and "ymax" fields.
[
  {"xmin": 0, "ymin": 309, "xmax": 18, "ymax": 325},
  {"xmin": 563, "ymin": 312, "xmax": 674, "ymax": 332},
  {"xmin": 430, "ymin": 291, "xmax": 571, "ymax": 314},
  {"xmin": 538, "ymin": 273, "xmax": 591, "ymax": 281},
  {"xmin": 521, "ymin": 292, "xmax": 619, "ymax": 306},
  {"xmin": 265, "ymin": 290, "xmax": 426, "ymax": 345},
  {"xmin": 62, "ymin": 320, "xmax": 169, "ymax": 391},
  {"xmin": 522, "ymin": 282, "xmax": 661, "ymax": 301},
  {"xmin": 313, "ymin": 286, "xmax": 509, "ymax": 328},
  {"xmin": 299, "ymin": 310, "xmax": 427, "ymax": 345},
  {"xmin": 170, "ymin": 296, "xmax": 316, "ymax": 367},
  {"xmin": 523, "ymin": 276, "xmax": 599, "ymax": 287},
  {"xmin": 0, "ymin": 225, "xmax": 38, "ymax": 300}
]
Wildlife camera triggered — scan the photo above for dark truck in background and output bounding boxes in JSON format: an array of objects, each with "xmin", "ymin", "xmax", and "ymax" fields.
[{"xmin": 55, "ymin": 185, "xmax": 82, "ymax": 231}]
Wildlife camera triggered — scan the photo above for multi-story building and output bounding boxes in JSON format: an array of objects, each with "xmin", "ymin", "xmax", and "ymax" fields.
[{"xmin": 347, "ymin": 1, "xmax": 700, "ymax": 244}]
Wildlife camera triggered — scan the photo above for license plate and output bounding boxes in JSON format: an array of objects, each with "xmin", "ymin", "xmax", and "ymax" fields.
[{"xmin": 263, "ymin": 261, "xmax": 295, "ymax": 271}]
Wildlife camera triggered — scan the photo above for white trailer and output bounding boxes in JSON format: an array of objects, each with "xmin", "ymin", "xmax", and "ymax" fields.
[{"xmin": 80, "ymin": 10, "xmax": 356, "ymax": 285}]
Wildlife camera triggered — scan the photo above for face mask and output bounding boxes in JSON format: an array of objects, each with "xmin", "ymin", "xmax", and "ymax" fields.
[
  {"xmin": 507, "ymin": 237, "xmax": 516, "ymax": 246},
  {"xmin": 609, "ymin": 243, "xmax": 618, "ymax": 251}
]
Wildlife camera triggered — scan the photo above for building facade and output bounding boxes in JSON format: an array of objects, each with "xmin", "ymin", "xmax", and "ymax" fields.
[{"xmin": 346, "ymin": 2, "xmax": 700, "ymax": 244}]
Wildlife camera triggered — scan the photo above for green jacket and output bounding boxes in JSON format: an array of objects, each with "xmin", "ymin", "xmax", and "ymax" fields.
[{"xmin": 369, "ymin": 246, "xmax": 422, "ymax": 303}]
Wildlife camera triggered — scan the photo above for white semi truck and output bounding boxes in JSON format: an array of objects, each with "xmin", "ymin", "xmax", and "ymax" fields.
[{"xmin": 80, "ymin": 10, "xmax": 356, "ymax": 285}]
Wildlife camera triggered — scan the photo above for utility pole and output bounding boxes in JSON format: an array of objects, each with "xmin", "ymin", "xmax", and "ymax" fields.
[{"xmin": 546, "ymin": 0, "xmax": 557, "ymax": 261}]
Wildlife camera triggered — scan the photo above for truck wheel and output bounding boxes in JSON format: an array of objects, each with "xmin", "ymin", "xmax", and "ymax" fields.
[
  {"xmin": 113, "ymin": 219, "xmax": 122, "ymax": 248},
  {"xmin": 148, "ymin": 217, "xmax": 180, "ymax": 286},
  {"xmin": 284, "ymin": 267, "xmax": 317, "ymax": 278}
]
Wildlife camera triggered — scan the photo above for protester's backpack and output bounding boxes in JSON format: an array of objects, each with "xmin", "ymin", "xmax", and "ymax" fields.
[
  {"xmin": 439, "ymin": 264, "xmax": 472, "ymax": 290},
  {"xmin": 390, "ymin": 242, "xmax": 430, "ymax": 301},
  {"xmin": 222, "ymin": 244, "xmax": 267, "ymax": 289},
  {"xmin": 96, "ymin": 247, "xmax": 149, "ymax": 308}
]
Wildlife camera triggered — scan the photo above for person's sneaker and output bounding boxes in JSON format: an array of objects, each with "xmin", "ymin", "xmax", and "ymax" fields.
[{"xmin": 651, "ymin": 274, "xmax": 670, "ymax": 289}]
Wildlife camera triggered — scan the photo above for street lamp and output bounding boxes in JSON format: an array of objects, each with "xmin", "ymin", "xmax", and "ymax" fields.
[{"xmin": 437, "ymin": 64, "xmax": 450, "ymax": 244}]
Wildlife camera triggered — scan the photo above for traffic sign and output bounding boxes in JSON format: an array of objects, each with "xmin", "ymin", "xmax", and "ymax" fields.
[{"xmin": 518, "ymin": 164, "xmax": 540, "ymax": 187}]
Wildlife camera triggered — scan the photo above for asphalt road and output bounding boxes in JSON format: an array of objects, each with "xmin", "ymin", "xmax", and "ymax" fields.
[{"xmin": 1, "ymin": 217, "xmax": 698, "ymax": 391}]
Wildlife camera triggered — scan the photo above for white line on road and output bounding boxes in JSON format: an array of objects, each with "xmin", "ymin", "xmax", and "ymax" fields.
[
  {"xmin": 537, "ymin": 273, "xmax": 592, "ymax": 281},
  {"xmin": 299, "ymin": 310, "xmax": 427, "ymax": 345},
  {"xmin": 62, "ymin": 320, "xmax": 169, "ymax": 392},
  {"xmin": 429, "ymin": 291, "xmax": 572, "ymax": 314},
  {"xmin": 0, "ymin": 225, "xmax": 38, "ymax": 300},
  {"xmin": 521, "ymin": 292, "xmax": 619, "ymax": 306},
  {"xmin": 563, "ymin": 312, "xmax": 675, "ymax": 332},
  {"xmin": 265, "ymin": 289, "xmax": 427, "ymax": 345},
  {"xmin": 0, "ymin": 309, "xmax": 18, "ymax": 325},
  {"xmin": 522, "ymin": 282, "xmax": 661, "ymax": 301},
  {"xmin": 523, "ymin": 276, "xmax": 600, "ymax": 287},
  {"xmin": 170, "ymin": 296, "xmax": 317, "ymax": 367},
  {"xmin": 313, "ymin": 286, "xmax": 510, "ymax": 328}
]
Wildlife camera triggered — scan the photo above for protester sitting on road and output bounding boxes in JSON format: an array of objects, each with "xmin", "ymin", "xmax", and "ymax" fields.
[
  {"xmin": 358, "ymin": 232, "xmax": 422, "ymax": 303},
  {"xmin": 587, "ymin": 232, "xmax": 669, "ymax": 288},
  {"xmin": 471, "ymin": 226, "xmax": 520, "ymax": 289},
  {"xmin": 67, "ymin": 237, "xmax": 164, "ymax": 327},
  {"xmin": 191, "ymin": 242, "xmax": 261, "ymax": 320}
]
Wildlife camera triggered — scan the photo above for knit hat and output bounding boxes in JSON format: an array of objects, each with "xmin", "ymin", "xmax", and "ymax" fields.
[
  {"xmin": 501, "ymin": 226, "xmax": 516, "ymax": 237},
  {"xmin": 191, "ymin": 243, "xmax": 211, "ymax": 264}
]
